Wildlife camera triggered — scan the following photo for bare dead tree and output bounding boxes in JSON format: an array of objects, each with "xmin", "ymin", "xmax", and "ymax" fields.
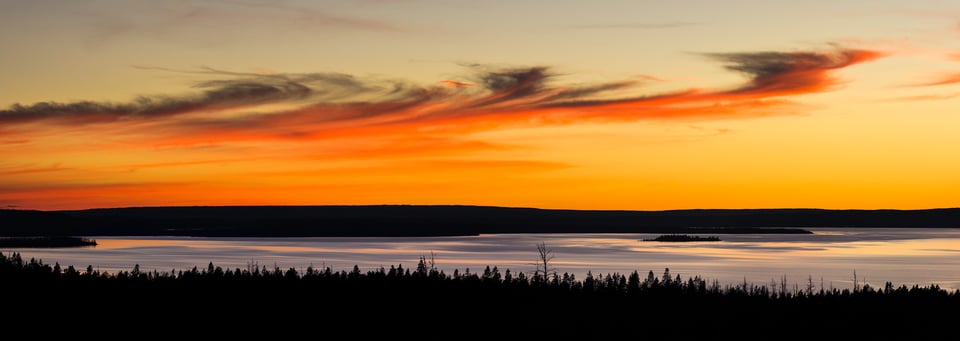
[
  {"xmin": 428, "ymin": 250, "xmax": 438, "ymax": 274},
  {"xmin": 416, "ymin": 252, "xmax": 437, "ymax": 276},
  {"xmin": 853, "ymin": 269, "xmax": 859, "ymax": 293},
  {"xmin": 535, "ymin": 242, "xmax": 556, "ymax": 283}
]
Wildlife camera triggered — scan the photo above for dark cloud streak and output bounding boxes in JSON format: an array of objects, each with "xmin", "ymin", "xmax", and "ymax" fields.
[
  {"xmin": 537, "ymin": 81, "xmax": 637, "ymax": 103},
  {"xmin": 704, "ymin": 49, "xmax": 884, "ymax": 95},
  {"xmin": 1, "ymin": 46, "xmax": 882, "ymax": 140},
  {"xmin": 0, "ymin": 67, "xmax": 398, "ymax": 125},
  {"xmin": 465, "ymin": 67, "xmax": 551, "ymax": 108},
  {"xmin": 0, "ymin": 78, "xmax": 313, "ymax": 125}
]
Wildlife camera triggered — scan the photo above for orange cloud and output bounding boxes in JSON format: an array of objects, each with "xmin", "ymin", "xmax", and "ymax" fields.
[
  {"xmin": 916, "ymin": 73, "xmax": 960, "ymax": 86},
  {"xmin": 150, "ymin": 49, "xmax": 876, "ymax": 146},
  {"xmin": 635, "ymin": 74, "xmax": 668, "ymax": 82},
  {"xmin": 889, "ymin": 93, "xmax": 960, "ymax": 101},
  {"xmin": 706, "ymin": 49, "xmax": 885, "ymax": 96},
  {"xmin": 0, "ymin": 46, "xmax": 885, "ymax": 209},
  {"xmin": 440, "ymin": 80, "xmax": 474, "ymax": 87},
  {"xmin": 2, "ymin": 48, "xmax": 882, "ymax": 145},
  {"xmin": 0, "ymin": 163, "xmax": 70, "ymax": 175},
  {"xmin": 0, "ymin": 182, "xmax": 197, "ymax": 210}
]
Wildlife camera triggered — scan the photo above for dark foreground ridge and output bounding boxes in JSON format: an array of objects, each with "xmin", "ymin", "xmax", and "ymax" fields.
[
  {"xmin": 2, "ymin": 205, "xmax": 960, "ymax": 237},
  {"xmin": 2, "ymin": 252, "xmax": 957, "ymax": 337}
]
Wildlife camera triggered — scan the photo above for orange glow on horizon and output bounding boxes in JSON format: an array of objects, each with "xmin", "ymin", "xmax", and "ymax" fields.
[{"xmin": 3, "ymin": 46, "xmax": 960, "ymax": 211}]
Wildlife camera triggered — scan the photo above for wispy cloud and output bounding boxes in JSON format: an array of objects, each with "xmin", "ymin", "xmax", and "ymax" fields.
[
  {"xmin": 82, "ymin": 1, "xmax": 399, "ymax": 48},
  {"xmin": 635, "ymin": 75, "xmax": 668, "ymax": 82},
  {"xmin": 0, "ymin": 81, "xmax": 309, "ymax": 125},
  {"xmin": 0, "ymin": 163, "xmax": 71, "ymax": 176},
  {"xmin": 0, "ymin": 67, "xmax": 396, "ymax": 125},
  {"xmin": 914, "ymin": 73, "xmax": 960, "ymax": 87},
  {"xmin": 703, "ymin": 49, "xmax": 885, "ymax": 95},
  {"xmin": 0, "ymin": 46, "xmax": 882, "ymax": 146},
  {"xmin": 566, "ymin": 22, "xmax": 698, "ymax": 30},
  {"xmin": 439, "ymin": 80, "xmax": 474, "ymax": 87},
  {"xmin": 220, "ymin": 0, "xmax": 400, "ymax": 31},
  {"xmin": 0, "ymin": 181, "xmax": 197, "ymax": 210},
  {"xmin": 0, "ymin": 46, "xmax": 891, "ymax": 210},
  {"xmin": 889, "ymin": 93, "xmax": 960, "ymax": 101},
  {"xmin": 101, "ymin": 157, "xmax": 267, "ymax": 172}
]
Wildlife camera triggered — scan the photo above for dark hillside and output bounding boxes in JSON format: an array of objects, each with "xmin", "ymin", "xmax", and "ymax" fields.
[{"xmin": 2, "ymin": 205, "xmax": 959, "ymax": 236}]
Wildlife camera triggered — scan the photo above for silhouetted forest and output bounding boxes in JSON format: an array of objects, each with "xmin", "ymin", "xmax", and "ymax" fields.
[
  {"xmin": 2, "ymin": 251, "xmax": 956, "ymax": 337},
  {"xmin": 5, "ymin": 205, "xmax": 960, "ymax": 237}
]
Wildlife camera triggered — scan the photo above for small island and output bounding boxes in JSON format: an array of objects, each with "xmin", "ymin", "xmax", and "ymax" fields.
[
  {"xmin": 0, "ymin": 236, "xmax": 97, "ymax": 248},
  {"xmin": 643, "ymin": 234, "xmax": 721, "ymax": 242}
]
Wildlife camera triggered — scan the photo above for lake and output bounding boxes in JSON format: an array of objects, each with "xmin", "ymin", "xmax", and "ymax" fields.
[{"xmin": 4, "ymin": 228, "xmax": 960, "ymax": 291}]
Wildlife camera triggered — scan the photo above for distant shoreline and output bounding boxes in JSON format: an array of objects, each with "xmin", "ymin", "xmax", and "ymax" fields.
[
  {"xmin": 0, "ymin": 236, "xmax": 97, "ymax": 248},
  {"xmin": 643, "ymin": 234, "xmax": 722, "ymax": 242},
  {"xmin": 4, "ymin": 205, "xmax": 959, "ymax": 237}
]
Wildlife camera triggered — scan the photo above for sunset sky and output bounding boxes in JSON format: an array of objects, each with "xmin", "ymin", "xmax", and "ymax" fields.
[{"xmin": 2, "ymin": 1, "xmax": 959, "ymax": 210}]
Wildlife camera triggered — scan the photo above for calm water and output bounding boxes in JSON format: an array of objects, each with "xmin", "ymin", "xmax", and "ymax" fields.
[{"xmin": 4, "ymin": 228, "xmax": 960, "ymax": 290}]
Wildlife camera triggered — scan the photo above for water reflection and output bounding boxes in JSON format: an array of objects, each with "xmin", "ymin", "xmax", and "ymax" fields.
[{"xmin": 3, "ymin": 228, "xmax": 959, "ymax": 290}]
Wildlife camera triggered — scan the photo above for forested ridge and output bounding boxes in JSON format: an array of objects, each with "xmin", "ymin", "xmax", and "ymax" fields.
[
  {"xmin": 5, "ymin": 205, "xmax": 960, "ymax": 237},
  {"xmin": 3, "ymin": 251, "xmax": 956, "ymax": 337}
]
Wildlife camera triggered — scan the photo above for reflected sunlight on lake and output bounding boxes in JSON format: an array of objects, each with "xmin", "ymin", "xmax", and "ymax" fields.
[{"xmin": 4, "ymin": 228, "xmax": 960, "ymax": 290}]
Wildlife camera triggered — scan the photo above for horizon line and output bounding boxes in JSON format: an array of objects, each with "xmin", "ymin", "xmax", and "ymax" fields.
[{"xmin": 6, "ymin": 204, "xmax": 960, "ymax": 213}]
